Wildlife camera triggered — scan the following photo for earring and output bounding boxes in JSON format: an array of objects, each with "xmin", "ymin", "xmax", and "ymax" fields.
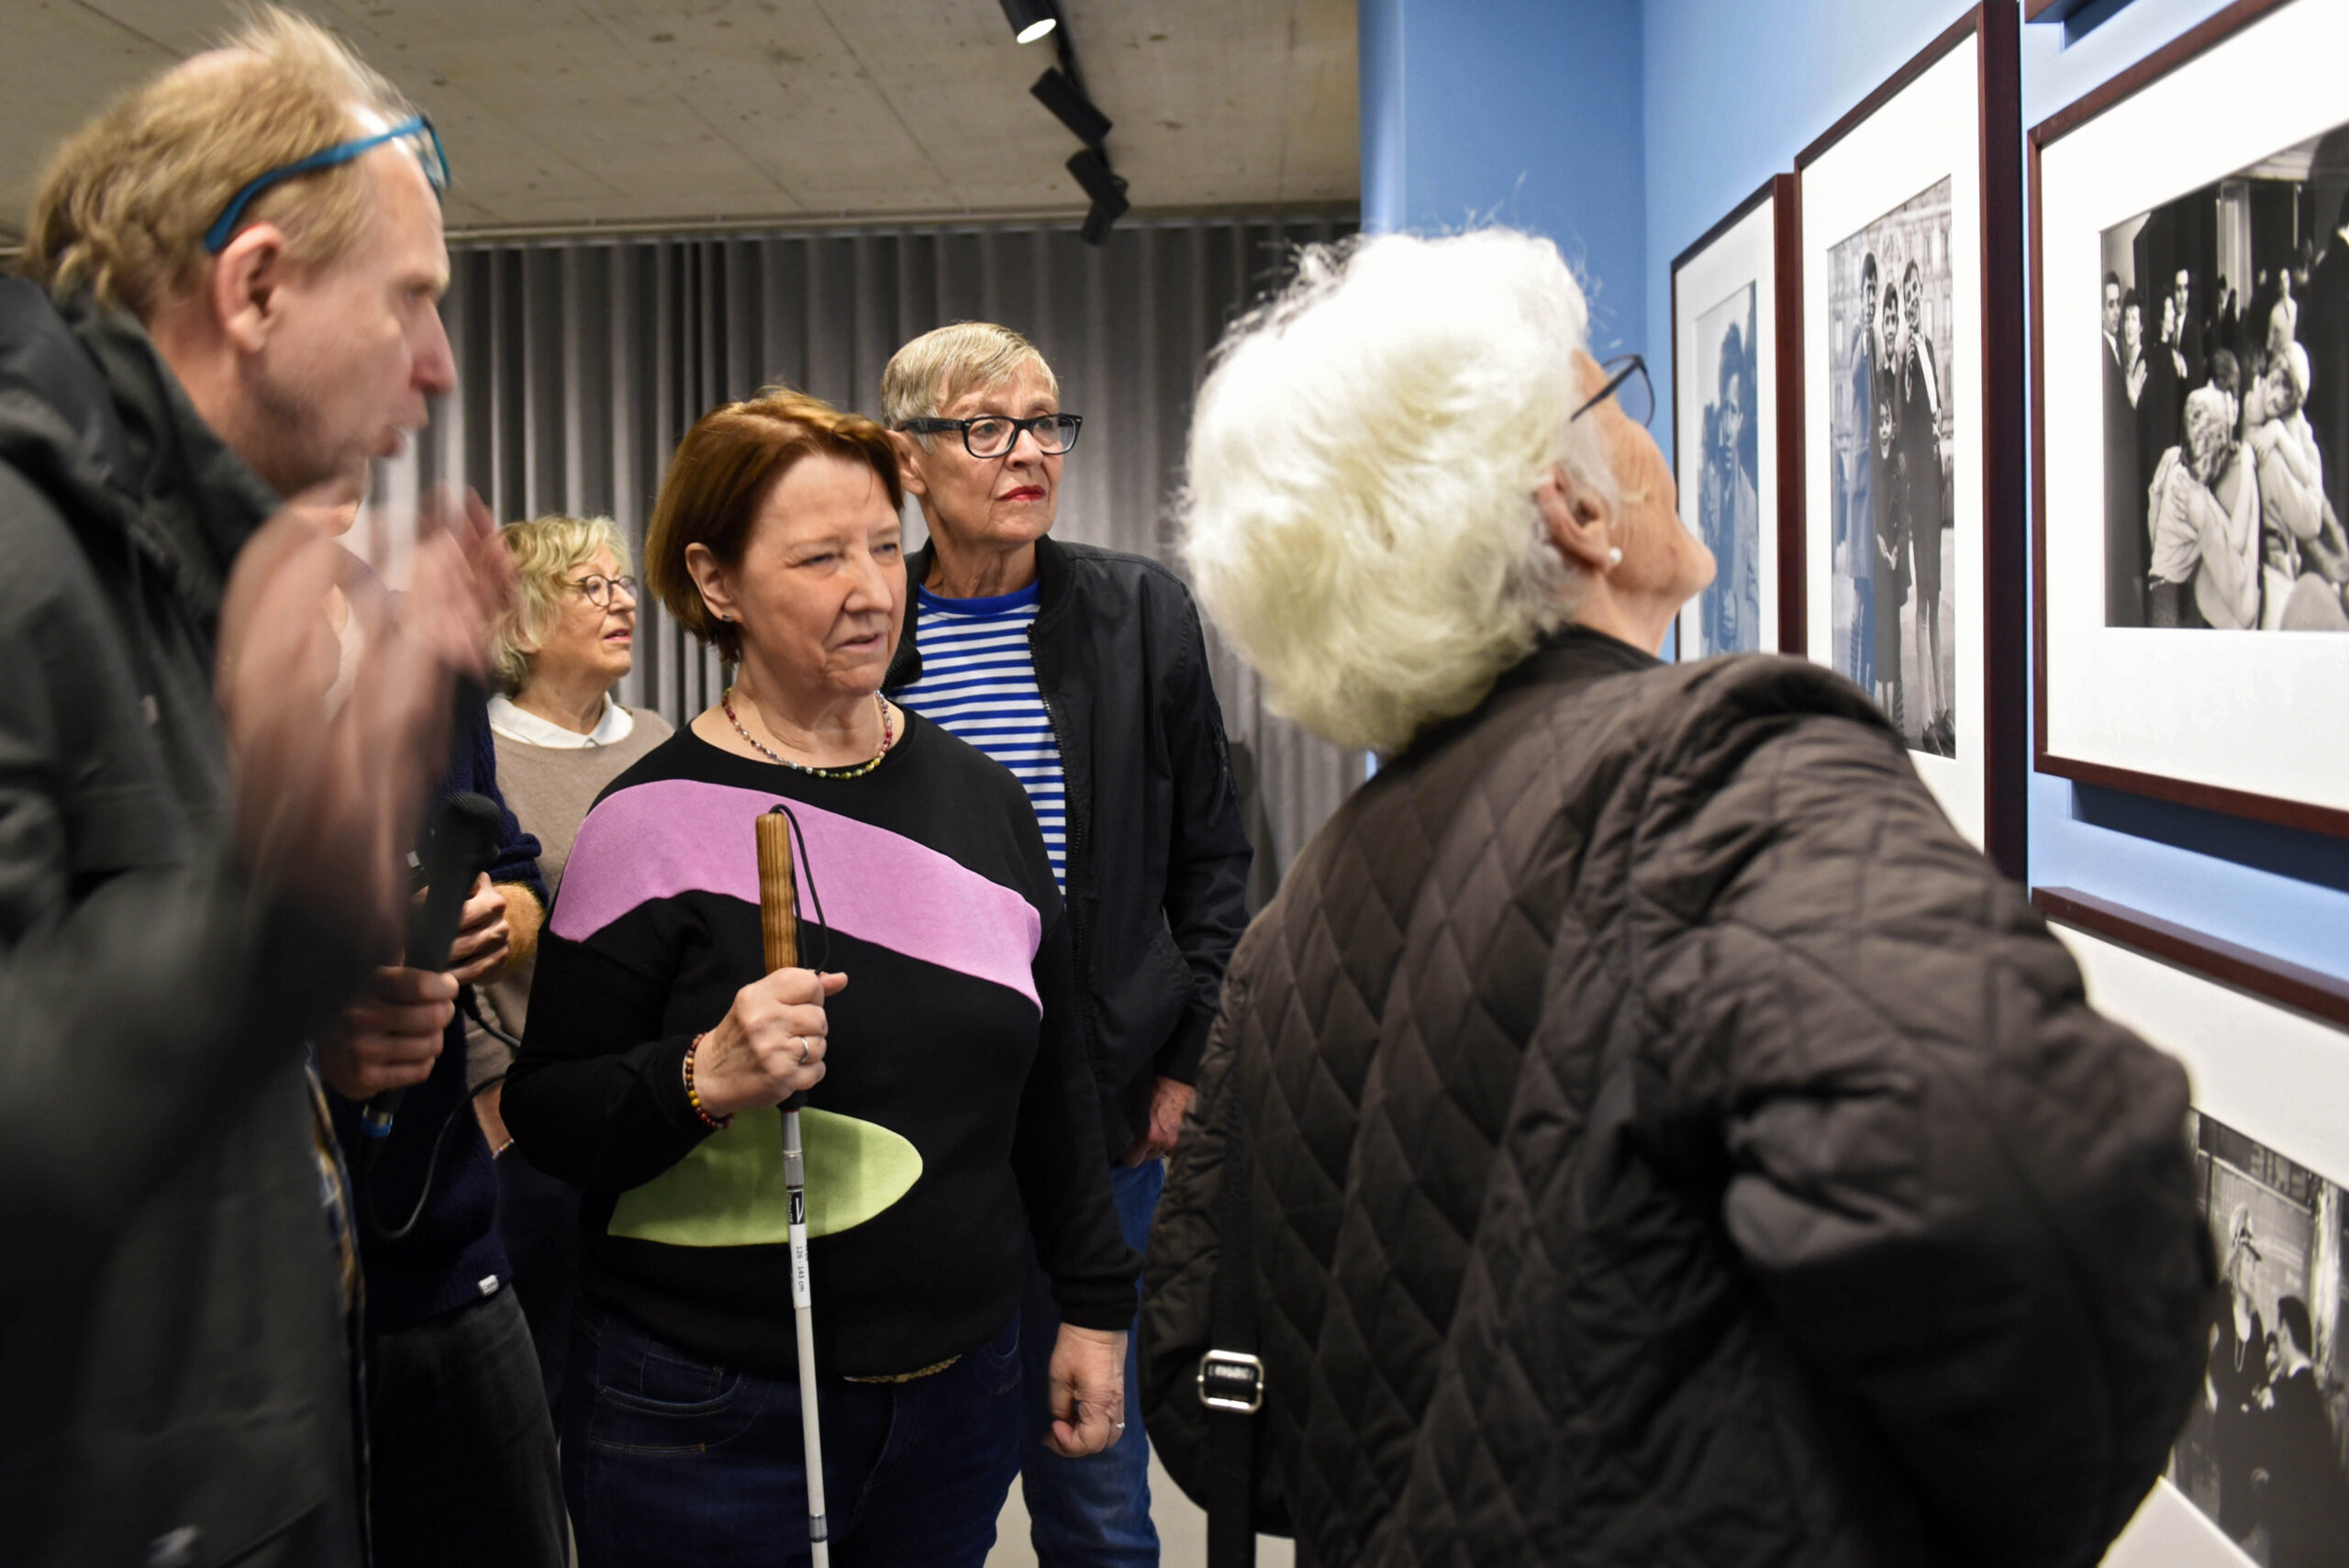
[{"xmin": 1606, "ymin": 547, "xmax": 1624, "ymax": 568}]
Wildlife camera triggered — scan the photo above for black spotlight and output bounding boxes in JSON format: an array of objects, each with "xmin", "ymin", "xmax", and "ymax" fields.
[
  {"xmin": 1068, "ymin": 146, "xmax": 1130, "ymax": 246},
  {"xmin": 1031, "ymin": 67, "xmax": 1111, "ymax": 148},
  {"xmin": 998, "ymin": 0, "xmax": 1058, "ymax": 45}
]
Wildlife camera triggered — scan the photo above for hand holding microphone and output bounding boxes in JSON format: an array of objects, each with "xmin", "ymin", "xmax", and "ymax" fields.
[
  {"xmin": 319, "ymin": 967, "xmax": 456, "ymax": 1102},
  {"xmin": 317, "ymin": 872, "xmax": 508, "ymax": 1102},
  {"xmin": 445, "ymin": 873, "xmax": 515, "ymax": 984},
  {"xmin": 322, "ymin": 794, "xmax": 502, "ymax": 1137}
]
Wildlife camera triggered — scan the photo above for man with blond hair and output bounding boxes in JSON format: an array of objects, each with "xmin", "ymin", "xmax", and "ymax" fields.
[
  {"xmin": 883, "ymin": 322, "xmax": 1252, "ymax": 1567},
  {"xmin": 0, "ymin": 11, "xmax": 519, "ymax": 1565}
]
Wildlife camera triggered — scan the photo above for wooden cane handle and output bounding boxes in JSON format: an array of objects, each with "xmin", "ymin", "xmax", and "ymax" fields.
[{"xmin": 756, "ymin": 809, "xmax": 799, "ymax": 975}]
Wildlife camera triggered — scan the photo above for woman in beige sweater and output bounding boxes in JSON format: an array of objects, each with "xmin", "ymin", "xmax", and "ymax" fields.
[{"xmin": 472, "ymin": 514, "xmax": 673, "ymax": 1417}]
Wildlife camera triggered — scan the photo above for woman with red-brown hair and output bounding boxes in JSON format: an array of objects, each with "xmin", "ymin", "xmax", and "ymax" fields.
[{"xmin": 503, "ymin": 389, "xmax": 1134, "ymax": 1567}]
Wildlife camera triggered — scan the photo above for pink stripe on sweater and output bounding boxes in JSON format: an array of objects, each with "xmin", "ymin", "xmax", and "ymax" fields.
[{"xmin": 552, "ymin": 778, "xmax": 1041, "ymax": 1010}]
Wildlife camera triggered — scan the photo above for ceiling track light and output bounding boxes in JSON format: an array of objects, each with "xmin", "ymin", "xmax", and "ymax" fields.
[
  {"xmin": 1079, "ymin": 199, "xmax": 1126, "ymax": 247},
  {"xmin": 1031, "ymin": 67, "xmax": 1111, "ymax": 149},
  {"xmin": 1068, "ymin": 146, "xmax": 1130, "ymax": 246},
  {"xmin": 1008, "ymin": 6, "xmax": 1125, "ymax": 245},
  {"xmin": 998, "ymin": 0, "xmax": 1059, "ymax": 46}
]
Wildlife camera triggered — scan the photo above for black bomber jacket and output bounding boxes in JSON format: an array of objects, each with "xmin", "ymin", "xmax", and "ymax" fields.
[
  {"xmin": 0, "ymin": 281, "xmax": 371, "ymax": 1565},
  {"xmin": 886, "ymin": 536, "xmax": 1253, "ymax": 1159}
]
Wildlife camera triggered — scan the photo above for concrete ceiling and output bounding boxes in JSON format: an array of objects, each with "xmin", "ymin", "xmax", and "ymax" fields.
[{"xmin": 0, "ymin": 0, "xmax": 1358, "ymax": 244}]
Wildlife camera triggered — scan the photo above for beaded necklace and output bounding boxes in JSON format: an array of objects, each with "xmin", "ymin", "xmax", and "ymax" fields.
[{"xmin": 722, "ymin": 687, "xmax": 896, "ymax": 779}]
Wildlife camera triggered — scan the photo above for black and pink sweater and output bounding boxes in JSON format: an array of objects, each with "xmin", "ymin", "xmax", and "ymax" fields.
[{"xmin": 504, "ymin": 715, "xmax": 1137, "ymax": 1379}]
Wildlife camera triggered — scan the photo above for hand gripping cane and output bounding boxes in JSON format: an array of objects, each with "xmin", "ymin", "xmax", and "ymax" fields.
[{"xmin": 756, "ymin": 806, "xmax": 830, "ymax": 1566}]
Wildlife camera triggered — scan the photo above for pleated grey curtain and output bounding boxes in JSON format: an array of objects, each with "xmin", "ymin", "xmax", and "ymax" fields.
[{"xmin": 392, "ymin": 216, "xmax": 1360, "ymax": 891}]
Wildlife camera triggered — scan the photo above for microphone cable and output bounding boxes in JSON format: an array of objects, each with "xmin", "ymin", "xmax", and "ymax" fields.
[
  {"xmin": 361, "ymin": 804, "xmax": 833, "ymax": 1241},
  {"xmin": 363, "ymin": 986, "xmax": 510, "ymax": 1242}
]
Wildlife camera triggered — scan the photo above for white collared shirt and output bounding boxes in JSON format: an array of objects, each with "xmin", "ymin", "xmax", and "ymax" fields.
[{"xmin": 488, "ymin": 691, "xmax": 635, "ymax": 750}]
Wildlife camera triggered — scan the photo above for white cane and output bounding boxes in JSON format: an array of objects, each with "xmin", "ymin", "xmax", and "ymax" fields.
[{"xmin": 757, "ymin": 806, "xmax": 830, "ymax": 1566}]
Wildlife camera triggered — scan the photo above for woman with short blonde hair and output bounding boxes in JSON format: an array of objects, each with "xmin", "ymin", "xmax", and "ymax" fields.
[
  {"xmin": 876, "ymin": 315, "xmax": 1252, "ymax": 1565},
  {"xmin": 879, "ymin": 319, "xmax": 1060, "ymax": 433},
  {"xmin": 1144, "ymin": 227, "xmax": 2208, "ymax": 1568},
  {"xmin": 470, "ymin": 515, "xmax": 671, "ymax": 1418},
  {"xmin": 476, "ymin": 512, "xmax": 668, "ymax": 919},
  {"xmin": 491, "ymin": 515, "xmax": 631, "ymax": 691}
]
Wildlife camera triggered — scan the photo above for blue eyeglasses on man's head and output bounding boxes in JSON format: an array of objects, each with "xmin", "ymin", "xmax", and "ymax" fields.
[{"xmin": 203, "ymin": 115, "xmax": 450, "ymax": 255}]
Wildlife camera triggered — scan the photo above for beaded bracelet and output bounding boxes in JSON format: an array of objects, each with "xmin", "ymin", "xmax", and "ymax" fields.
[{"xmin": 684, "ymin": 1033, "xmax": 732, "ymax": 1130}]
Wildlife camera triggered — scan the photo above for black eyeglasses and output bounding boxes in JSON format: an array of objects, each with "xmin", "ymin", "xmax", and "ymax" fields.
[
  {"xmin": 204, "ymin": 115, "xmax": 451, "ymax": 254},
  {"xmin": 570, "ymin": 573, "xmax": 638, "ymax": 609},
  {"xmin": 897, "ymin": 413, "xmax": 1083, "ymax": 460},
  {"xmin": 1571, "ymin": 354, "xmax": 1653, "ymax": 428}
]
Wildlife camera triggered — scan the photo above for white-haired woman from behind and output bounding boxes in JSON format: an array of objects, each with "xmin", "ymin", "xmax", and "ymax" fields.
[
  {"xmin": 1139, "ymin": 228, "xmax": 2211, "ymax": 1568},
  {"xmin": 471, "ymin": 515, "xmax": 674, "ymax": 1418}
]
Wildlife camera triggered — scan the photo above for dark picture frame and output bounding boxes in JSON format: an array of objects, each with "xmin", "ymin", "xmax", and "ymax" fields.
[
  {"xmin": 2023, "ymin": 0, "xmax": 2111, "ymax": 22},
  {"xmin": 1669, "ymin": 174, "xmax": 1803, "ymax": 662},
  {"xmin": 2031, "ymin": 879, "xmax": 2349, "ymax": 1555},
  {"xmin": 2033, "ymin": 884, "xmax": 2349, "ymax": 1029},
  {"xmin": 2030, "ymin": 0, "xmax": 2349, "ymax": 840},
  {"xmin": 1789, "ymin": 0, "xmax": 2027, "ymax": 877}
]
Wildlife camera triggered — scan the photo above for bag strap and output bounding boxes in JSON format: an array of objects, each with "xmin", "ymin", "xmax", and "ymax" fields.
[{"xmin": 1200, "ymin": 1097, "xmax": 1262, "ymax": 1568}]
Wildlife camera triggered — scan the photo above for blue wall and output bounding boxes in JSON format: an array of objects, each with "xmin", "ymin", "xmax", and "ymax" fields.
[
  {"xmin": 1359, "ymin": 0, "xmax": 1648, "ymax": 356},
  {"xmin": 1366, "ymin": 0, "xmax": 2349, "ymax": 984}
]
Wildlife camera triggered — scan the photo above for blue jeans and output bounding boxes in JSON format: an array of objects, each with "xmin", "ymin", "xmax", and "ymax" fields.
[
  {"xmin": 562, "ymin": 1301, "xmax": 1023, "ymax": 1568},
  {"xmin": 1019, "ymin": 1157, "xmax": 1163, "ymax": 1568}
]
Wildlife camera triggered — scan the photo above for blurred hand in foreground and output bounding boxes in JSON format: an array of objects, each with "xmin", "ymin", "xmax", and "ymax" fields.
[{"xmin": 218, "ymin": 488, "xmax": 512, "ymax": 954}]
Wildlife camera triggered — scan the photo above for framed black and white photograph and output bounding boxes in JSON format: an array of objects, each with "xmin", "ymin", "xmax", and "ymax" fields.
[
  {"xmin": 1822, "ymin": 177, "xmax": 1959, "ymax": 755},
  {"xmin": 2032, "ymin": 886, "xmax": 2349, "ymax": 1567},
  {"xmin": 1671, "ymin": 175, "xmax": 1798, "ymax": 661},
  {"xmin": 2033, "ymin": 0, "xmax": 2349, "ymax": 839},
  {"xmin": 1795, "ymin": 1, "xmax": 2027, "ymax": 873},
  {"xmin": 2172, "ymin": 1107, "xmax": 2349, "ymax": 1563}
]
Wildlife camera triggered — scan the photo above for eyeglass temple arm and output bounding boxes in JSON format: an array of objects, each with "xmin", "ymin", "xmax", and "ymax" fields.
[{"xmin": 1573, "ymin": 361, "xmax": 1641, "ymax": 420}]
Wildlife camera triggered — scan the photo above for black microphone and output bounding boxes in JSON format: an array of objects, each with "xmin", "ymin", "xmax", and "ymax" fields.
[{"xmin": 359, "ymin": 790, "xmax": 505, "ymax": 1142}]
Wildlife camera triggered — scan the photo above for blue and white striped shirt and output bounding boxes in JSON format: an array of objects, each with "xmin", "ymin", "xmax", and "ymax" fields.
[{"xmin": 893, "ymin": 583, "xmax": 1068, "ymax": 890}]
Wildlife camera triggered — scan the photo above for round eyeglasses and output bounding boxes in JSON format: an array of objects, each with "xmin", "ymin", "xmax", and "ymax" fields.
[
  {"xmin": 570, "ymin": 573, "xmax": 638, "ymax": 609},
  {"xmin": 1571, "ymin": 354, "xmax": 1653, "ymax": 428},
  {"xmin": 897, "ymin": 413, "xmax": 1084, "ymax": 460}
]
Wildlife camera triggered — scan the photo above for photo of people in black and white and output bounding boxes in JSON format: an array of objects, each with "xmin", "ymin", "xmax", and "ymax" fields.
[
  {"xmin": 1828, "ymin": 177, "xmax": 1956, "ymax": 756},
  {"xmin": 2100, "ymin": 124, "xmax": 2349, "ymax": 631},
  {"xmin": 1690, "ymin": 283, "xmax": 1762, "ymax": 657},
  {"xmin": 2168, "ymin": 1110, "xmax": 2349, "ymax": 1566}
]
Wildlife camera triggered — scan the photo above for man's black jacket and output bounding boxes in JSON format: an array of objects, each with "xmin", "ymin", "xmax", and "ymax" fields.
[
  {"xmin": 886, "ymin": 536, "xmax": 1252, "ymax": 1157},
  {"xmin": 0, "ymin": 280, "xmax": 371, "ymax": 1565}
]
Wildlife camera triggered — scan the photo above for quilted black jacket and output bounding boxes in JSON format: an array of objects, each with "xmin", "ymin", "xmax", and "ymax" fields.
[{"xmin": 1141, "ymin": 627, "xmax": 2211, "ymax": 1568}]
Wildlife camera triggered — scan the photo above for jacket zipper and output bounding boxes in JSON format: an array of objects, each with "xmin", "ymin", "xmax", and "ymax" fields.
[{"xmin": 1030, "ymin": 620, "xmax": 1087, "ymax": 908}]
